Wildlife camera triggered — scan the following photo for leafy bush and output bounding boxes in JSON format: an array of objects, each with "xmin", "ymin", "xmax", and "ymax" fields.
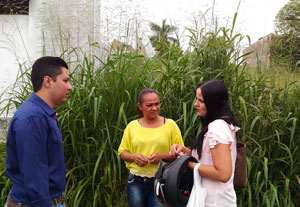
[{"xmin": 270, "ymin": 34, "xmax": 300, "ymax": 72}]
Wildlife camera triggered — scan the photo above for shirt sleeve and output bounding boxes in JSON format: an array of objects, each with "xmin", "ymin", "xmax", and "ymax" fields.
[
  {"xmin": 170, "ymin": 120, "xmax": 184, "ymax": 146},
  {"xmin": 206, "ymin": 120, "xmax": 235, "ymax": 149},
  {"xmin": 118, "ymin": 124, "xmax": 131, "ymax": 154},
  {"xmin": 14, "ymin": 115, "xmax": 52, "ymax": 207}
]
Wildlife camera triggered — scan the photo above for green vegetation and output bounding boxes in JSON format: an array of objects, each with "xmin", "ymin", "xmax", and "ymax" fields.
[
  {"xmin": 0, "ymin": 143, "xmax": 10, "ymax": 205},
  {"xmin": 0, "ymin": 0, "xmax": 29, "ymax": 15},
  {"xmin": 274, "ymin": 0, "xmax": 300, "ymax": 37},
  {"xmin": 269, "ymin": 34, "xmax": 300, "ymax": 72},
  {"xmin": 0, "ymin": 12, "xmax": 299, "ymax": 207},
  {"xmin": 270, "ymin": 0, "xmax": 300, "ymax": 72},
  {"xmin": 243, "ymin": 63, "xmax": 300, "ymax": 90}
]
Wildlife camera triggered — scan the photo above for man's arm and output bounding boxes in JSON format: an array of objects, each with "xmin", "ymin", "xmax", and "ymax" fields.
[{"xmin": 15, "ymin": 115, "xmax": 52, "ymax": 207}]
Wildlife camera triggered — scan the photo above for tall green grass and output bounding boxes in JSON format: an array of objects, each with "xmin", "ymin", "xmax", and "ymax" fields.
[{"xmin": 0, "ymin": 16, "xmax": 299, "ymax": 207}]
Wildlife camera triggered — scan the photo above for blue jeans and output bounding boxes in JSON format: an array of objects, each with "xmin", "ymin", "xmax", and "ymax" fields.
[
  {"xmin": 127, "ymin": 174, "xmax": 163, "ymax": 207},
  {"xmin": 5, "ymin": 199, "xmax": 65, "ymax": 207},
  {"xmin": 4, "ymin": 204, "xmax": 65, "ymax": 207},
  {"xmin": 4, "ymin": 202, "xmax": 65, "ymax": 207}
]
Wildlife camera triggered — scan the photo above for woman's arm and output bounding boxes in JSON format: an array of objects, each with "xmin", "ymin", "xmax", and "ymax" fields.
[
  {"xmin": 119, "ymin": 150, "xmax": 149, "ymax": 167},
  {"xmin": 188, "ymin": 144, "xmax": 232, "ymax": 183}
]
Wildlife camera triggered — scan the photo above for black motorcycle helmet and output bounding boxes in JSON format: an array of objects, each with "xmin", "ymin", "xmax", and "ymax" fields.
[{"xmin": 154, "ymin": 155, "xmax": 198, "ymax": 207}]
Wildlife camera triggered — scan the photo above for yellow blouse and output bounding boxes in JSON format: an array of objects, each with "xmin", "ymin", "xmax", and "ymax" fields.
[{"xmin": 118, "ymin": 119, "xmax": 184, "ymax": 177}]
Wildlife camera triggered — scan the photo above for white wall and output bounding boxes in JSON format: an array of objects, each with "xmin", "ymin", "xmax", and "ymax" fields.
[
  {"xmin": 0, "ymin": 0, "xmax": 157, "ymax": 119},
  {"xmin": 0, "ymin": 0, "xmax": 44, "ymax": 119},
  {"xmin": 0, "ymin": 15, "xmax": 30, "ymax": 118},
  {"xmin": 0, "ymin": 15, "xmax": 29, "ymax": 92}
]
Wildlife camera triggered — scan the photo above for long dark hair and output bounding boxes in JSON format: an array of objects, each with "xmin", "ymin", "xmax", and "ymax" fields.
[
  {"xmin": 136, "ymin": 88, "xmax": 159, "ymax": 118},
  {"xmin": 192, "ymin": 80, "xmax": 237, "ymax": 160}
]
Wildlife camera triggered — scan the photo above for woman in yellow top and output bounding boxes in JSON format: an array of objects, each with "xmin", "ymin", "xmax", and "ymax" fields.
[{"xmin": 118, "ymin": 88, "xmax": 184, "ymax": 207}]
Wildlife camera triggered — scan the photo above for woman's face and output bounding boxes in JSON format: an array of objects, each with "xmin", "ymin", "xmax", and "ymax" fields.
[
  {"xmin": 138, "ymin": 92, "xmax": 160, "ymax": 119},
  {"xmin": 194, "ymin": 88, "xmax": 207, "ymax": 117}
]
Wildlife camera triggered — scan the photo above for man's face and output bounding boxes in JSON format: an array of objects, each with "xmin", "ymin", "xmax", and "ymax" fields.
[{"xmin": 49, "ymin": 67, "xmax": 73, "ymax": 107}]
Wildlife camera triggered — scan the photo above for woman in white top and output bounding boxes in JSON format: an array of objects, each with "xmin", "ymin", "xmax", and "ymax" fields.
[{"xmin": 170, "ymin": 79, "xmax": 240, "ymax": 207}]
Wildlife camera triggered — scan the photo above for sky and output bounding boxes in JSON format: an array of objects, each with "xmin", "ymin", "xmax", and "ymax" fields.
[{"xmin": 127, "ymin": 0, "xmax": 289, "ymax": 47}]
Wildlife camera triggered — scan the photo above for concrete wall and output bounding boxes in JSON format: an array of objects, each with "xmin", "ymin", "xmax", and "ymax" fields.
[
  {"xmin": 243, "ymin": 33, "xmax": 277, "ymax": 67},
  {"xmin": 0, "ymin": 1, "xmax": 42, "ymax": 118},
  {"xmin": 0, "ymin": 0, "xmax": 44, "ymax": 85},
  {"xmin": 0, "ymin": 15, "xmax": 29, "ymax": 96}
]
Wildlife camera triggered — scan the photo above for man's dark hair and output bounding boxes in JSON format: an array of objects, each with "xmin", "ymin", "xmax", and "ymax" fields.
[
  {"xmin": 31, "ymin": 56, "xmax": 68, "ymax": 92},
  {"xmin": 192, "ymin": 79, "xmax": 237, "ymax": 159}
]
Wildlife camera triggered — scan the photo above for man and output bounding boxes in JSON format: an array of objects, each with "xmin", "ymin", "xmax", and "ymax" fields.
[{"xmin": 5, "ymin": 56, "xmax": 73, "ymax": 207}]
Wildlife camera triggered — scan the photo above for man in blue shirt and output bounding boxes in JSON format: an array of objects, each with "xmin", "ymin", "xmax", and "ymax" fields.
[{"xmin": 5, "ymin": 56, "xmax": 73, "ymax": 207}]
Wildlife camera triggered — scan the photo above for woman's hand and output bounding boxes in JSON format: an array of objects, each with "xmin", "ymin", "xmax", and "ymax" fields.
[
  {"xmin": 170, "ymin": 144, "xmax": 191, "ymax": 157},
  {"xmin": 133, "ymin": 154, "xmax": 149, "ymax": 166},
  {"xmin": 120, "ymin": 151, "xmax": 149, "ymax": 166},
  {"xmin": 148, "ymin": 152, "xmax": 162, "ymax": 164}
]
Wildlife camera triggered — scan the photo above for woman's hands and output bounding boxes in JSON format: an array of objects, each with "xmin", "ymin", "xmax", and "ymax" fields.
[
  {"xmin": 132, "ymin": 153, "xmax": 162, "ymax": 165},
  {"xmin": 133, "ymin": 154, "xmax": 149, "ymax": 166},
  {"xmin": 169, "ymin": 144, "xmax": 191, "ymax": 157},
  {"xmin": 133, "ymin": 153, "xmax": 162, "ymax": 166},
  {"xmin": 120, "ymin": 151, "xmax": 148, "ymax": 166},
  {"xmin": 148, "ymin": 152, "xmax": 162, "ymax": 164},
  {"xmin": 120, "ymin": 150, "xmax": 182, "ymax": 166},
  {"xmin": 121, "ymin": 152, "xmax": 162, "ymax": 166}
]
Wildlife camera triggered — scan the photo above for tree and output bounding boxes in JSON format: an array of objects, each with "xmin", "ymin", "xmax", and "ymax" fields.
[
  {"xmin": 271, "ymin": 0, "xmax": 300, "ymax": 71},
  {"xmin": 149, "ymin": 19, "xmax": 179, "ymax": 54},
  {"xmin": 274, "ymin": 0, "xmax": 300, "ymax": 37}
]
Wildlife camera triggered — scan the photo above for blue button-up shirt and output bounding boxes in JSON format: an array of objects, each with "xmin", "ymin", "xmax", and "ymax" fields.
[{"xmin": 6, "ymin": 93, "xmax": 66, "ymax": 207}]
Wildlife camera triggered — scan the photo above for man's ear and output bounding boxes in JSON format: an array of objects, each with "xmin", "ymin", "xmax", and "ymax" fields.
[{"xmin": 43, "ymin": 76, "xmax": 53, "ymax": 88}]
